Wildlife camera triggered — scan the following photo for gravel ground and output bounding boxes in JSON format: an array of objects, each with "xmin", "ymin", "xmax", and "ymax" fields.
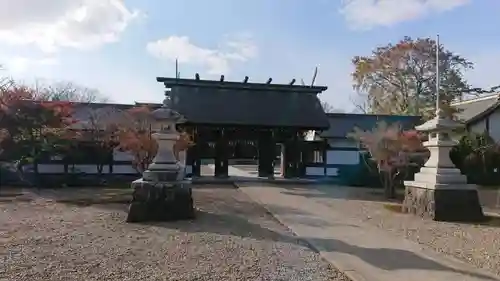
[
  {"xmin": 0, "ymin": 186, "xmax": 350, "ymax": 281},
  {"xmin": 290, "ymin": 185, "xmax": 500, "ymax": 276}
]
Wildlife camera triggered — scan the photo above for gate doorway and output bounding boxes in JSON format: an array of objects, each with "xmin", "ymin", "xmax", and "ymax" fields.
[{"xmin": 157, "ymin": 75, "xmax": 330, "ymax": 180}]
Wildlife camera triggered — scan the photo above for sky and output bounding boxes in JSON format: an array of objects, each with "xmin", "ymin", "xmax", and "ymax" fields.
[{"xmin": 0, "ymin": 0, "xmax": 498, "ymax": 111}]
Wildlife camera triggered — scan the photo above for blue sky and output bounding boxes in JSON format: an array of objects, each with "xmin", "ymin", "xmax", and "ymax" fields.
[{"xmin": 0, "ymin": 0, "xmax": 498, "ymax": 111}]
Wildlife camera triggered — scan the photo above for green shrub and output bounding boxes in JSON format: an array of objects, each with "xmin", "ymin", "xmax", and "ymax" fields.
[{"xmin": 450, "ymin": 132, "xmax": 500, "ymax": 186}]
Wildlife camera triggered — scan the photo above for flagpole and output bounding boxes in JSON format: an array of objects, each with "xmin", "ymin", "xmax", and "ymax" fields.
[
  {"xmin": 175, "ymin": 58, "xmax": 179, "ymax": 79},
  {"xmin": 435, "ymin": 34, "xmax": 440, "ymax": 113}
]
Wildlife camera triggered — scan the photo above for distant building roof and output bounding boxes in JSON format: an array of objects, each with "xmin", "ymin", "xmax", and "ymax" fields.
[
  {"xmin": 451, "ymin": 94, "xmax": 500, "ymax": 124},
  {"xmin": 319, "ymin": 113, "xmax": 421, "ymax": 139},
  {"xmin": 69, "ymin": 102, "xmax": 134, "ymax": 129},
  {"xmin": 156, "ymin": 77, "xmax": 330, "ymax": 129}
]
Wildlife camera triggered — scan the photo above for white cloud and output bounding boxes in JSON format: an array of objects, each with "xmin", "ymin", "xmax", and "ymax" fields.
[
  {"xmin": 340, "ymin": 0, "xmax": 470, "ymax": 29},
  {"xmin": 2, "ymin": 56, "xmax": 58, "ymax": 74},
  {"xmin": 0, "ymin": 0, "xmax": 141, "ymax": 52},
  {"xmin": 146, "ymin": 34, "xmax": 258, "ymax": 75}
]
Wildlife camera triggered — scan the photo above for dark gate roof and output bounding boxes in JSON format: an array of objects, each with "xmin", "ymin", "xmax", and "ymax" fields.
[
  {"xmin": 320, "ymin": 113, "xmax": 422, "ymax": 138},
  {"xmin": 156, "ymin": 77, "xmax": 330, "ymax": 129}
]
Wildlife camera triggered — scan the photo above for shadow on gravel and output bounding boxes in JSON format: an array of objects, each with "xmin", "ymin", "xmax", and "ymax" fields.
[
  {"xmin": 306, "ymin": 237, "xmax": 498, "ymax": 281},
  {"xmin": 139, "ymin": 210, "xmax": 495, "ymax": 280},
  {"xmin": 191, "ymin": 183, "xmax": 237, "ymax": 189},
  {"xmin": 141, "ymin": 210, "xmax": 306, "ymax": 246}
]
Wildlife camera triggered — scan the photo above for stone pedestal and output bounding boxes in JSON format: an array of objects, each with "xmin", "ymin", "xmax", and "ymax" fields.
[
  {"xmin": 403, "ymin": 110, "xmax": 485, "ymax": 222},
  {"xmin": 126, "ymin": 98, "xmax": 195, "ymax": 223},
  {"xmin": 127, "ymin": 179, "xmax": 195, "ymax": 222},
  {"xmin": 403, "ymin": 185, "xmax": 483, "ymax": 222}
]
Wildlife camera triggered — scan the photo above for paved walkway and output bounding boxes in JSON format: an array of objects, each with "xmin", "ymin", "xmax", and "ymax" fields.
[{"xmin": 228, "ymin": 166, "xmax": 500, "ymax": 281}]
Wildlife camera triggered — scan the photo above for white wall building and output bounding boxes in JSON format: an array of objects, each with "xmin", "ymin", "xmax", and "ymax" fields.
[{"xmin": 452, "ymin": 93, "xmax": 500, "ymax": 141}]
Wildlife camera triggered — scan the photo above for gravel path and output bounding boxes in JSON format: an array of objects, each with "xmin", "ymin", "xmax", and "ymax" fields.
[
  {"xmin": 287, "ymin": 185, "xmax": 500, "ymax": 277},
  {"xmin": 0, "ymin": 186, "xmax": 350, "ymax": 281}
]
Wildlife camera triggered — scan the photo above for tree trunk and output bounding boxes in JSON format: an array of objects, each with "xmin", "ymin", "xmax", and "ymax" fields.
[{"xmin": 383, "ymin": 172, "xmax": 396, "ymax": 199}]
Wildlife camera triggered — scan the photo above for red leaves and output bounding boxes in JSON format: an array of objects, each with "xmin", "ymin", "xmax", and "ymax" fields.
[
  {"xmin": 349, "ymin": 122, "xmax": 425, "ymax": 172},
  {"xmin": 116, "ymin": 130, "xmax": 157, "ymax": 173},
  {"xmin": 0, "ymin": 83, "xmax": 79, "ymax": 147},
  {"xmin": 114, "ymin": 106, "xmax": 157, "ymax": 173}
]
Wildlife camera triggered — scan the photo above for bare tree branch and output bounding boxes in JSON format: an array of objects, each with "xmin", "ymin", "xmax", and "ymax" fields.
[{"xmin": 36, "ymin": 80, "xmax": 110, "ymax": 103}]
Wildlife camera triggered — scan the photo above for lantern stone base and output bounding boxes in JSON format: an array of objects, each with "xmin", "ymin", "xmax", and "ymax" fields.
[
  {"xmin": 402, "ymin": 184, "xmax": 485, "ymax": 222},
  {"xmin": 126, "ymin": 179, "xmax": 195, "ymax": 223}
]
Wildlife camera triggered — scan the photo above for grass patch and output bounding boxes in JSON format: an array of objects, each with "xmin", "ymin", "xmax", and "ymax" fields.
[
  {"xmin": 478, "ymin": 185, "xmax": 500, "ymax": 190},
  {"xmin": 0, "ymin": 192, "xmax": 24, "ymax": 198},
  {"xmin": 54, "ymin": 188, "xmax": 132, "ymax": 206},
  {"xmin": 0, "ymin": 191, "xmax": 31, "ymax": 202},
  {"xmin": 0, "ymin": 197, "xmax": 32, "ymax": 203},
  {"xmin": 482, "ymin": 215, "xmax": 500, "ymax": 227},
  {"xmin": 56, "ymin": 196, "xmax": 131, "ymax": 206},
  {"xmin": 383, "ymin": 203, "xmax": 403, "ymax": 213}
]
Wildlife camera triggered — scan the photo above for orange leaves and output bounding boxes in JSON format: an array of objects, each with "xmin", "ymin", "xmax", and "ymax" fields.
[
  {"xmin": 114, "ymin": 106, "xmax": 157, "ymax": 173},
  {"xmin": 0, "ymin": 81, "xmax": 81, "ymax": 151},
  {"xmin": 173, "ymin": 131, "xmax": 194, "ymax": 161},
  {"xmin": 117, "ymin": 130, "xmax": 156, "ymax": 153},
  {"xmin": 116, "ymin": 130, "xmax": 157, "ymax": 173}
]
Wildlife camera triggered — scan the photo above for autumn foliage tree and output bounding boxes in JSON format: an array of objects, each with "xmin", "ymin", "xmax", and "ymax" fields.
[
  {"xmin": 0, "ymin": 83, "xmax": 78, "ymax": 177},
  {"xmin": 115, "ymin": 106, "xmax": 195, "ymax": 174},
  {"xmin": 349, "ymin": 121, "xmax": 425, "ymax": 198},
  {"xmin": 352, "ymin": 36, "xmax": 473, "ymax": 120},
  {"xmin": 75, "ymin": 106, "xmax": 122, "ymax": 175},
  {"xmin": 115, "ymin": 106, "xmax": 157, "ymax": 173}
]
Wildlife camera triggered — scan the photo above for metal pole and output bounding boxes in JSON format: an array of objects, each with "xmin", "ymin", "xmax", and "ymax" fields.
[
  {"xmin": 175, "ymin": 58, "xmax": 179, "ymax": 79},
  {"xmin": 435, "ymin": 34, "xmax": 440, "ymax": 112}
]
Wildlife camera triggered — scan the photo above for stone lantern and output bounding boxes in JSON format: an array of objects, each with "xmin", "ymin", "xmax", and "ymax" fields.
[
  {"xmin": 126, "ymin": 92, "xmax": 195, "ymax": 223},
  {"xmin": 403, "ymin": 34, "xmax": 484, "ymax": 222},
  {"xmin": 402, "ymin": 108, "xmax": 484, "ymax": 222}
]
